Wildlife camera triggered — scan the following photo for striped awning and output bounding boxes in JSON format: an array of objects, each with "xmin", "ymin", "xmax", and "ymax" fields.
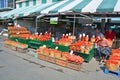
[
  {"xmin": 0, "ymin": 0, "xmax": 120, "ymax": 19},
  {"xmin": 0, "ymin": 11, "xmax": 9, "ymax": 19},
  {"xmin": 17, "ymin": 3, "xmax": 55, "ymax": 17},
  {"xmin": 40, "ymin": 0, "xmax": 120, "ymax": 14},
  {"xmin": 0, "ymin": 3, "xmax": 55, "ymax": 19}
]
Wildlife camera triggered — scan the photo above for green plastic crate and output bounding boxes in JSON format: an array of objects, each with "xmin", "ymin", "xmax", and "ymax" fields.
[
  {"xmin": 41, "ymin": 39, "xmax": 52, "ymax": 48},
  {"xmin": 50, "ymin": 43, "xmax": 70, "ymax": 52},
  {"xmin": 9, "ymin": 37, "xmax": 19, "ymax": 42},
  {"xmin": 28, "ymin": 40, "xmax": 42, "ymax": 49}
]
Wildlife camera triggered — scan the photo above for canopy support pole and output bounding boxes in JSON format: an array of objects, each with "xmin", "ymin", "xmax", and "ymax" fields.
[
  {"xmin": 35, "ymin": 14, "xmax": 45, "ymax": 33},
  {"xmin": 73, "ymin": 13, "xmax": 76, "ymax": 36},
  {"xmin": 35, "ymin": 18, "xmax": 37, "ymax": 33}
]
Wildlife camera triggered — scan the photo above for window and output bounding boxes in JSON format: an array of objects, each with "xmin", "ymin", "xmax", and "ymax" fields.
[
  {"xmin": 26, "ymin": 1, "xmax": 29, "ymax": 7},
  {"xmin": 19, "ymin": 2, "xmax": 22, "ymax": 8},
  {"xmin": 42, "ymin": 0, "xmax": 46, "ymax": 4},
  {"xmin": 33, "ymin": 0, "xmax": 36, "ymax": 5}
]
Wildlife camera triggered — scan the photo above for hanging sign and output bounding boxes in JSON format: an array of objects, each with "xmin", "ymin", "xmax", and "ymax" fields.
[{"xmin": 50, "ymin": 17, "xmax": 58, "ymax": 24}]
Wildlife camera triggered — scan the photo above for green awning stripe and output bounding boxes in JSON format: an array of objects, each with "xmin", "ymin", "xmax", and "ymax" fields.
[
  {"xmin": 17, "ymin": 4, "xmax": 45, "ymax": 17},
  {"xmin": 19, "ymin": 14, "xmax": 24, "ymax": 17},
  {"xmin": 30, "ymin": 3, "xmax": 55, "ymax": 15},
  {"xmin": 17, "ymin": 3, "xmax": 50, "ymax": 16},
  {"xmin": 0, "ymin": 12, "xmax": 8, "ymax": 19},
  {"xmin": 49, "ymin": 0, "xmax": 73, "ymax": 13},
  {"xmin": 96, "ymin": 0, "xmax": 118, "ymax": 12},
  {"xmin": 71, "ymin": 0, "xmax": 92, "ymax": 12}
]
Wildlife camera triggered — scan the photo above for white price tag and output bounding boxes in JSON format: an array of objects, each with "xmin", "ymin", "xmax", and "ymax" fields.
[
  {"xmin": 43, "ymin": 45, "xmax": 46, "ymax": 47},
  {"xmin": 16, "ymin": 32, "xmax": 20, "ymax": 34},
  {"xmin": 40, "ymin": 33, "xmax": 42, "ymax": 35},
  {"xmin": 52, "ymin": 37, "xmax": 55, "ymax": 42},
  {"xmin": 55, "ymin": 46, "xmax": 58, "ymax": 50},
  {"xmin": 16, "ymin": 39, "xmax": 18, "ymax": 42},
  {"xmin": 70, "ymin": 50, "xmax": 73, "ymax": 55}
]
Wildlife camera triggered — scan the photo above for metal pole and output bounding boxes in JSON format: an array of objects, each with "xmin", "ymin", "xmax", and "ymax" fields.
[
  {"xmin": 73, "ymin": 13, "xmax": 75, "ymax": 36},
  {"xmin": 35, "ymin": 17, "xmax": 37, "ymax": 33},
  {"xmin": 35, "ymin": 14, "xmax": 45, "ymax": 33},
  {"xmin": 13, "ymin": 0, "xmax": 15, "ymax": 9},
  {"xmin": 6, "ymin": 0, "xmax": 8, "ymax": 8}
]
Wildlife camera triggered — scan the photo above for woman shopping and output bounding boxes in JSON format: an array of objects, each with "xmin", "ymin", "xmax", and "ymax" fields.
[{"xmin": 97, "ymin": 35, "xmax": 111, "ymax": 64}]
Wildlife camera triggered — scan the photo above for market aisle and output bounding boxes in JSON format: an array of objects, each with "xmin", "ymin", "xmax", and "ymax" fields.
[{"xmin": 0, "ymin": 37, "xmax": 119, "ymax": 80}]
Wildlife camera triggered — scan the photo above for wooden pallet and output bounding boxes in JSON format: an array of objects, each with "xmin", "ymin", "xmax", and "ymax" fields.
[
  {"xmin": 104, "ymin": 68, "xmax": 120, "ymax": 77},
  {"xmin": 38, "ymin": 54, "xmax": 46, "ymax": 61},
  {"xmin": 56, "ymin": 58, "xmax": 67, "ymax": 67},
  {"xmin": 46, "ymin": 56, "xmax": 55, "ymax": 63},
  {"xmin": 67, "ymin": 61, "xmax": 80, "ymax": 71},
  {"xmin": 17, "ymin": 48, "xmax": 28, "ymax": 53},
  {"xmin": 4, "ymin": 44, "xmax": 17, "ymax": 51}
]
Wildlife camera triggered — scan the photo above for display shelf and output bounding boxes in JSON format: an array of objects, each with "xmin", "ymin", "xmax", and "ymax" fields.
[
  {"xmin": 37, "ymin": 53, "xmax": 81, "ymax": 71},
  {"xmin": 74, "ymin": 46, "xmax": 94, "ymax": 62}
]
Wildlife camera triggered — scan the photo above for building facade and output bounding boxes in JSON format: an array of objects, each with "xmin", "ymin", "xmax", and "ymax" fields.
[
  {"xmin": 16, "ymin": 0, "xmax": 62, "ymax": 8},
  {"xmin": 0, "ymin": 0, "xmax": 15, "ymax": 9}
]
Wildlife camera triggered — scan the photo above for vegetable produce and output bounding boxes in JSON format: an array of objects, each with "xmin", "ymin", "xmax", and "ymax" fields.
[
  {"xmin": 70, "ymin": 40, "xmax": 93, "ymax": 54},
  {"xmin": 67, "ymin": 54, "xmax": 84, "ymax": 64},
  {"xmin": 36, "ymin": 47, "xmax": 84, "ymax": 64},
  {"xmin": 5, "ymin": 40, "xmax": 28, "ymax": 49}
]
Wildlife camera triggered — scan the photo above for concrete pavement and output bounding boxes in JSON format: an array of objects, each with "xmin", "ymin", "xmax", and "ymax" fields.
[{"xmin": 0, "ymin": 36, "xmax": 119, "ymax": 80}]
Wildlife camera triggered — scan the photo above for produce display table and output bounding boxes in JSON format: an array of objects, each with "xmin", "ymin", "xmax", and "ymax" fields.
[
  {"xmin": 74, "ymin": 46, "xmax": 95, "ymax": 62},
  {"xmin": 37, "ymin": 53, "xmax": 81, "ymax": 71},
  {"xmin": 9, "ymin": 37, "xmax": 52, "ymax": 49}
]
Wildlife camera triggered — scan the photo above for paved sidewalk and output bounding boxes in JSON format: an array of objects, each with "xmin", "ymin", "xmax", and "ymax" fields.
[{"xmin": 0, "ymin": 36, "xmax": 119, "ymax": 80}]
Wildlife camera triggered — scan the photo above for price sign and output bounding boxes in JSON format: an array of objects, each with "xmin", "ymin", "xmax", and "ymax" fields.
[
  {"xmin": 43, "ymin": 45, "xmax": 46, "ymax": 47},
  {"xmin": 18, "ymin": 44, "xmax": 20, "ymax": 48},
  {"xmin": 70, "ymin": 50, "xmax": 73, "ymax": 55},
  {"xmin": 16, "ymin": 39, "xmax": 18, "ymax": 42},
  {"xmin": 52, "ymin": 37, "xmax": 55, "ymax": 42},
  {"xmin": 55, "ymin": 46, "xmax": 58, "ymax": 50},
  {"xmin": 16, "ymin": 32, "xmax": 20, "ymax": 34}
]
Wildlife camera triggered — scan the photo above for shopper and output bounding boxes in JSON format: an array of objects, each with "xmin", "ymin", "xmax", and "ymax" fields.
[
  {"xmin": 97, "ymin": 35, "xmax": 111, "ymax": 64},
  {"xmin": 94, "ymin": 28, "xmax": 104, "ymax": 37},
  {"xmin": 93, "ymin": 28, "xmax": 104, "ymax": 59},
  {"xmin": 105, "ymin": 28, "xmax": 115, "ymax": 41}
]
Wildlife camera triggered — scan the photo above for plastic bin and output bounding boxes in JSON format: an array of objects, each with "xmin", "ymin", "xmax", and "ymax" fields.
[
  {"xmin": 28, "ymin": 40, "xmax": 42, "ymax": 49},
  {"xmin": 41, "ymin": 39, "xmax": 52, "ymax": 48},
  {"xmin": 51, "ymin": 43, "xmax": 70, "ymax": 52}
]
